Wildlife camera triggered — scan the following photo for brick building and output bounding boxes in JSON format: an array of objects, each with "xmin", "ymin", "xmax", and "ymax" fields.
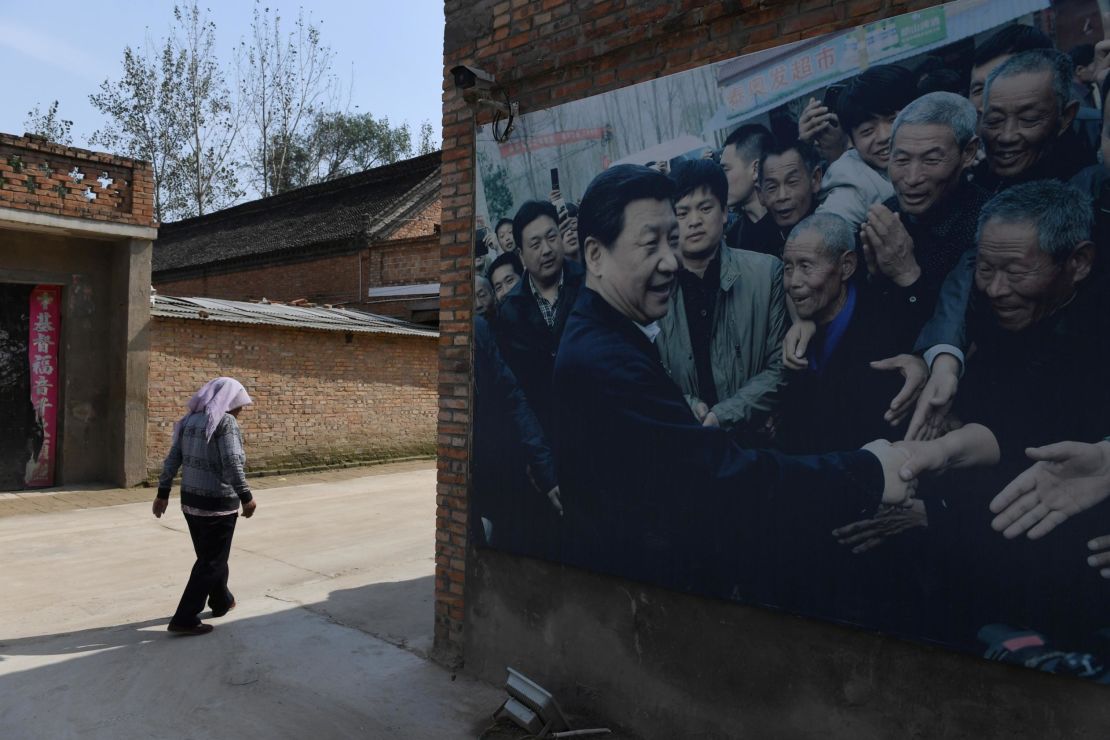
[
  {"xmin": 437, "ymin": 1, "xmax": 1110, "ymax": 737},
  {"xmin": 147, "ymin": 294, "xmax": 438, "ymax": 476},
  {"xmin": 153, "ymin": 152, "xmax": 442, "ymax": 325},
  {"xmin": 0, "ymin": 133, "xmax": 156, "ymax": 490}
]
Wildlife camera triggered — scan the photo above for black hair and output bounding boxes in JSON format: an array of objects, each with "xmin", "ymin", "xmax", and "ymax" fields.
[
  {"xmin": 494, "ymin": 217, "xmax": 514, "ymax": 233},
  {"xmin": 722, "ymin": 123, "xmax": 774, "ymax": 167},
  {"xmin": 475, "ymin": 229, "xmax": 489, "ymax": 257},
  {"xmin": 918, "ymin": 68, "xmax": 965, "ymax": 96},
  {"xmin": 1070, "ymin": 43, "xmax": 1096, "ymax": 70},
  {"xmin": 758, "ymin": 138, "xmax": 822, "ymax": 182},
  {"xmin": 512, "ymin": 200, "xmax": 560, "ymax": 252},
  {"xmin": 578, "ymin": 165, "xmax": 675, "ymax": 249},
  {"xmin": 486, "ymin": 250, "xmax": 524, "ymax": 280},
  {"xmin": 563, "ymin": 202, "xmax": 578, "ymax": 219},
  {"xmin": 836, "ymin": 64, "xmax": 918, "ymax": 136},
  {"xmin": 973, "ymin": 24, "xmax": 1053, "ymax": 67},
  {"xmin": 669, "ymin": 158, "xmax": 729, "ymax": 210}
]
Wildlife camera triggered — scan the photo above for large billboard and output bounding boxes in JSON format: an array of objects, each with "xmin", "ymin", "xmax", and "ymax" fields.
[{"xmin": 472, "ymin": 0, "xmax": 1110, "ymax": 682}]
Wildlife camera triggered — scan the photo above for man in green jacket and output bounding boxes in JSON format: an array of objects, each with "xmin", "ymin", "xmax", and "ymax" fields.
[{"xmin": 658, "ymin": 159, "xmax": 787, "ymax": 442}]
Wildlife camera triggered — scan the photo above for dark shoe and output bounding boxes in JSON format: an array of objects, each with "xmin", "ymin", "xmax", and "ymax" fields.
[
  {"xmin": 168, "ymin": 622, "xmax": 214, "ymax": 636},
  {"xmin": 210, "ymin": 599, "xmax": 237, "ymax": 618}
]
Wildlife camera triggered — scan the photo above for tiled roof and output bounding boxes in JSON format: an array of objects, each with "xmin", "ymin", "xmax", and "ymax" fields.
[{"xmin": 152, "ymin": 151, "xmax": 440, "ymax": 274}]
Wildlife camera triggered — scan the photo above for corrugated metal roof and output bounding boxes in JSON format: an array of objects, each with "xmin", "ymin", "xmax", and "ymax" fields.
[
  {"xmin": 366, "ymin": 283, "xmax": 440, "ymax": 298},
  {"xmin": 151, "ymin": 295, "xmax": 438, "ymax": 338}
]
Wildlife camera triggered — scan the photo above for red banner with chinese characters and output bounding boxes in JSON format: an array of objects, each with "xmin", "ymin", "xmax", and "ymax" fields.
[
  {"xmin": 498, "ymin": 127, "xmax": 610, "ymax": 158},
  {"xmin": 25, "ymin": 285, "xmax": 60, "ymax": 487}
]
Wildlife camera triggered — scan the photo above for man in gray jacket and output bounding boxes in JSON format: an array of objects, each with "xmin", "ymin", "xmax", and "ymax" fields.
[{"xmin": 659, "ymin": 159, "xmax": 787, "ymax": 442}]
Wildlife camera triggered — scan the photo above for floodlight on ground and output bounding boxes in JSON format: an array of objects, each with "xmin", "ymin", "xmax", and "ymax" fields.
[{"xmin": 493, "ymin": 667, "xmax": 611, "ymax": 738}]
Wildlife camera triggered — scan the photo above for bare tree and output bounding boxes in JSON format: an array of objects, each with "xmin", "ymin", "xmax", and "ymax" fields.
[
  {"xmin": 171, "ymin": 3, "xmax": 243, "ymax": 218},
  {"xmin": 239, "ymin": 2, "xmax": 338, "ymax": 196},
  {"xmin": 90, "ymin": 2, "xmax": 242, "ymax": 221},
  {"xmin": 89, "ymin": 39, "xmax": 185, "ymax": 222}
]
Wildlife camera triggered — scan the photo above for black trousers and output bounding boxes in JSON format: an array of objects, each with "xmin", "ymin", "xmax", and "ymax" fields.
[{"xmin": 171, "ymin": 512, "xmax": 238, "ymax": 627}]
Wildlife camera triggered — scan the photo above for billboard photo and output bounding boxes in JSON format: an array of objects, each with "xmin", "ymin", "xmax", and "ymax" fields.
[{"xmin": 471, "ymin": 0, "xmax": 1110, "ymax": 682}]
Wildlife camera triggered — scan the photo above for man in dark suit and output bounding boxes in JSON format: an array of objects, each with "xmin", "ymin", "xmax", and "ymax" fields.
[
  {"xmin": 551, "ymin": 164, "xmax": 914, "ymax": 601},
  {"xmin": 473, "ymin": 315, "xmax": 562, "ymax": 558},
  {"xmin": 495, "ymin": 200, "xmax": 584, "ymax": 437}
]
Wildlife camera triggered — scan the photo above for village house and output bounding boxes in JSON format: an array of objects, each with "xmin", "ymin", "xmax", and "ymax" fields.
[{"xmin": 152, "ymin": 152, "xmax": 442, "ymax": 325}]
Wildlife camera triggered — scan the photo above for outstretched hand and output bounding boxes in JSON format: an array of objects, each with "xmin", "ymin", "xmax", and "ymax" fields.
[
  {"xmin": 870, "ymin": 354, "xmax": 927, "ymax": 427},
  {"xmin": 906, "ymin": 354, "xmax": 960, "ymax": 441},
  {"xmin": 990, "ymin": 441, "xmax": 1110, "ymax": 540},
  {"xmin": 1088, "ymin": 535, "xmax": 1110, "ymax": 579},
  {"xmin": 833, "ymin": 500, "xmax": 928, "ymax": 554}
]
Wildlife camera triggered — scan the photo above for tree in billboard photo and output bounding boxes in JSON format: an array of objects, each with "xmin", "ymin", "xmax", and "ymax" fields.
[{"xmin": 470, "ymin": 0, "xmax": 1110, "ymax": 683}]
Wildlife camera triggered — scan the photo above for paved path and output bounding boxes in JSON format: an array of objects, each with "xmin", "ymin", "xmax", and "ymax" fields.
[{"xmin": 0, "ymin": 462, "xmax": 502, "ymax": 739}]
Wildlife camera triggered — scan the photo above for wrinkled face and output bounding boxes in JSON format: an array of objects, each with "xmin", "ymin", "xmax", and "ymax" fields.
[
  {"xmin": 559, "ymin": 216, "xmax": 580, "ymax": 260},
  {"xmin": 674, "ymin": 186, "xmax": 728, "ymax": 260},
  {"xmin": 969, "ymin": 54, "xmax": 1011, "ymax": 114},
  {"xmin": 783, "ymin": 230, "xmax": 852, "ymax": 325},
  {"xmin": 590, "ymin": 198, "xmax": 680, "ymax": 325},
  {"xmin": 475, "ymin": 280, "xmax": 496, "ymax": 315},
  {"xmin": 719, "ymin": 144, "xmax": 758, "ymax": 208},
  {"xmin": 490, "ymin": 264, "xmax": 520, "ymax": 303},
  {"xmin": 889, "ymin": 123, "xmax": 971, "ymax": 216},
  {"xmin": 520, "ymin": 215, "xmax": 564, "ymax": 286},
  {"xmin": 850, "ymin": 113, "xmax": 898, "ymax": 171},
  {"xmin": 980, "ymin": 71, "xmax": 1063, "ymax": 179},
  {"xmin": 975, "ymin": 219, "xmax": 1076, "ymax": 332},
  {"xmin": 761, "ymin": 150, "xmax": 821, "ymax": 230},
  {"xmin": 496, "ymin": 223, "xmax": 516, "ymax": 252}
]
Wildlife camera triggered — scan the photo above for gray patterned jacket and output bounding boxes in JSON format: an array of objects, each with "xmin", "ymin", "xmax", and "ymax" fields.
[{"xmin": 157, "ymin": 412, "xmax": 252, "ymax": 512}]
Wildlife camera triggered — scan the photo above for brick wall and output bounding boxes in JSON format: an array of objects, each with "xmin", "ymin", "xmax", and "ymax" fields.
[
  {"xmin": 387, "ymin": 197, "xmax": 442, "ymax": 239},
  {"xmin": 155, "ymin": 235, "xmax": 440, "ymax": 305},
  {"xmin": 436, "ymin": 0, "xmax": 947, "ymax": 661},
  {"xmin": 0, "ymin": 133, "xmax": 155, "ymax": 227},
  {"xmin": 154, "ymin": 199, "xmax": 442, "ymax": 307},
  {"xmin": 147, "ymin": 317, "xmax": 438, "ymax": 475},
  {"xmin": 155, "ymin": 251, "xmax": 365, "ymax": 305},
  {"xmin": 368, "ymin": 235, "xmax": 441, "ymax": 286}
]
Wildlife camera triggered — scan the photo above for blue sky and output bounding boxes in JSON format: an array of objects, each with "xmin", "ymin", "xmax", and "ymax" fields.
[{"xmin": 0, "ymin": 1, "xmax": 445, "ymax": 150}]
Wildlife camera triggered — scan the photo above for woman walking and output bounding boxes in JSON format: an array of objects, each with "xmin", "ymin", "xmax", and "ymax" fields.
[{"xmin": 153, "ymin": 377, "xmax": 258, "ymax": 635}]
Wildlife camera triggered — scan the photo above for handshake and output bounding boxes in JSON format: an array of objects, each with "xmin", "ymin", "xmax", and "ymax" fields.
[
  {"xmin": 862, "ymin": 423, "xmax": 1002, "ymax": 507},
  {"xmin": 844, "ymin": 431, "xmax": 992, "ymax": 554},
  {"xmin": 861, "ymin": 439, "xmax": 922, "ymax": 507}
]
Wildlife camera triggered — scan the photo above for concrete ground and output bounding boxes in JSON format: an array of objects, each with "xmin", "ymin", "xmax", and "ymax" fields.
[{"xmin": 0, "ymin": 461, "xmax": 505, "ymax": 739}]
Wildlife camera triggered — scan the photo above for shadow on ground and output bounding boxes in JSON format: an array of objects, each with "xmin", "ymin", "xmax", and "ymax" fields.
[{"xmin": 0, "ymin": 576, "xmax": 499, "ymax": 740}]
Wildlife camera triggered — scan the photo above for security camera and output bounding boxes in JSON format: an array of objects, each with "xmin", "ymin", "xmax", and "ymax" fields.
[{"xmin": 451, "ymin": 64, "xmax": 496, "ymax": 93}]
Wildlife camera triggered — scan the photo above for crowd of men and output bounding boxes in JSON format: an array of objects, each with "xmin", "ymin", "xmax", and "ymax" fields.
[{"xmin": 471, "ymin": 25, "xmax": 1110, "ymax": 677}]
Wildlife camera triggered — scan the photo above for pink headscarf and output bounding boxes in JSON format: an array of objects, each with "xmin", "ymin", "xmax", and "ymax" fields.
[{"xmin": 172, "ymin": 377, "xmax": 253, "ymax": 444}]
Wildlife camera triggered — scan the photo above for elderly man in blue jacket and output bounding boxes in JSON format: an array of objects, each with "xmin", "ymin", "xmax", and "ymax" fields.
[{"xmin": 551, "ymin": 163, "xmax": 915, "ymax": 602}]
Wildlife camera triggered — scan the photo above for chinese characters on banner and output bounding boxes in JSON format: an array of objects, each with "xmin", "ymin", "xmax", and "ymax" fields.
[
  {"xmin": 720, "ymin": 6, "xmax": 948, "ymax": 117},
  {"xmin": 25, "ymin": 285, "xmax": 60, "ymax": 487}
]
